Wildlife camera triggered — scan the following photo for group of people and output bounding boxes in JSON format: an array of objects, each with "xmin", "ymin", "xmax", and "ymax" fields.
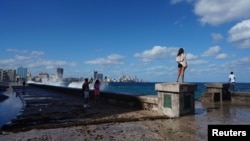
[{"xmin": 82, "ymin": 78, "xmax": 101, "ymax": 108}]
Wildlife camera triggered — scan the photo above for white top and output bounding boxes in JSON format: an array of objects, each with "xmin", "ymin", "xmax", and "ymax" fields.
[
  {"xmin": 229, "ymin": 74, "xmax": 236, "ymax": 83},
  {"xmin": 180, "ymin": 53, "xmax": 187, "ymax": 68}
]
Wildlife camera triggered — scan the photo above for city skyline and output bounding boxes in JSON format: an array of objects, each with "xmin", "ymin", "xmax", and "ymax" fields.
[
  {"xmin": 0, "ymin": 66, "xmax": 142, "ymax": 83},
  {"xmin": 1, "ymin": 0, "xmax": 250, "ymax": 82}
]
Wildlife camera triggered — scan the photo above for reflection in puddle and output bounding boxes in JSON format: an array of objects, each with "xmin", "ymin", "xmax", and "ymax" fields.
[
  {"xmin": 0, "ymin": 91, "xmax": 23, "ymax": 129},
  {"xmin": 28, "ymin": 103, "xmax": 49, "ymax": 108},
  {"xmin": 23, "ymin": 97, "xmax": 55, "ymax": 100}
]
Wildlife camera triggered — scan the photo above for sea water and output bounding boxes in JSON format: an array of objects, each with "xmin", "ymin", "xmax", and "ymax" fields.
[
  {"xmin": 39, "ymin": 81, "xmax": 250, "ymax": 99},
  {"xmin": 101, "ymin": 82, "xmax": 207, "ymax": 99}
]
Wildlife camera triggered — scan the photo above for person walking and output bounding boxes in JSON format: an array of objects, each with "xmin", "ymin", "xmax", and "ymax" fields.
[
  {"xmin": 82, "ymin": 78, "xmax": 93, "ymax": 108},
  {"xmin": 94, "ymin": 79, "xmax": 101, "ymax": 103},
  {"xmin": 22, "ymin": 80, "xmax": 26, "ymax": 91},
  {"xmin": 176, "ymin": 48, "xmax": 188, "ymax": 83},
  {"xmin": 229, "ymin": 71, "xmax": 236, "ymax": 91}
]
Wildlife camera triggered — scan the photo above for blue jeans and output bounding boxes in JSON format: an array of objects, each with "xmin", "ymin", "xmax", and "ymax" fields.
[{"xmin": 230, "ymin": 82, "xmax": 235, "ymax": 91}]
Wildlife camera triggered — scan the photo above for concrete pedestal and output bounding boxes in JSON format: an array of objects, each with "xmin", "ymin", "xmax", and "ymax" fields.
[
  {"xmin": 155, "ymin": 82, "xmax": 197, "ymax": 118},
  {"xmin": 200, "ymin": 83, "xmax": 230, "ymax": 103}
]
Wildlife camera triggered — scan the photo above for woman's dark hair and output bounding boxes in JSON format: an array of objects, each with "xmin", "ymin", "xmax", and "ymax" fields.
[{"xmin": 177, "ymin": 48, "xmax": 184, "ymax": 56}]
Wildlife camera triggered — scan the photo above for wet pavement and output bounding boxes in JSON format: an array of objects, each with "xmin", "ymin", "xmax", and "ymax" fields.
[{"xmin": 0, "ymin": 85, "xmax": 250, "ymax": 141}]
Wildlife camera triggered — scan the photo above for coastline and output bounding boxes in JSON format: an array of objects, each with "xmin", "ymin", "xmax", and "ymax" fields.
[{"xmin": 1, "ymin": 84, "xmax": 250, "ymax": 140}]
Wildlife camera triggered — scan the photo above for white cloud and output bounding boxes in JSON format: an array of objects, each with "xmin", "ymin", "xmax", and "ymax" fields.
[
  {"xmin": 185, "ymin": 53, "xmax": 208, "ymax": 66},
  {"xmin": 6, "ymin": 48, "xmax": 28, "ymax": 53},
  {"xmin": 170, "ymin": 0, "xmax": 183, "ymax": 4},
  {"xmin": 201, "ymin": 46, "xmax": 222, "ymax": 57},
  {"xmin": 134, "ymin": 46, "xmax": 178, "ymax": 63},
  {"xmin": 216, "ymin": 53, "xmax": 228, "ymax": 59},
  {"xmin": 85, "ymin": 54, "xmax": 124, "ymax": 65},
  {"xmin": 15, "ymin": 55, "xmax": 30, "ymax": 60},
  {"xmin": 228, "ymin": 19, "xmax": 250, "ymax": 48},
  {"xmin": 31, "ymin": 51, "xmax": 44, "ymax": 56},
  {"xmin": 1, "ymin": 49, "xmax": 77, "ymax": 71},
  {"xmin": 170, "ymin": 0, "xmax": 194, "ymax": 4},
  {"xmin": 194, "ymin": 0, "xmax": 250, "ymax": 26},
  {"xmin": 222, "ymin": 57, "xmax": 250, "ymax": 72},
  {"xmin": 0, "ymin": 59, "xmax": 15, "ymax": 66},
  {"xmin": 201, "ymin": 46, "xmax": 228, "ymax": 59},
  {"xmin": 27, "ymin": 60, "xmax": 68, "ymax": 68},
  {"xmin": 211, "ymin": 33, "xmax": 223, "ymax": 43},
  {"xmin": 188, "ymin": 59, "xmax": 208, "ymax": 65},
  {"xmin": 186, "ymin": 53, "xmax": 198, "ymax": 60}
]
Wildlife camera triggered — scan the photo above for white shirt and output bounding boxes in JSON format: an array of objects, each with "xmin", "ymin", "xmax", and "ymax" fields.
[
  {"xmin": 229, "ymin": 74, "xmax": 236, "ymax": 83},
  {"xmin": 180, "ymin": 53, "xmax": 187, "ymax": 68}
]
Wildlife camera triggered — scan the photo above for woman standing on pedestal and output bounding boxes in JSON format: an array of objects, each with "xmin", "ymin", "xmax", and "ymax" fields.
[{"xmin": 176, "ymin": 48, "xmax": 188, "ymax": 83}]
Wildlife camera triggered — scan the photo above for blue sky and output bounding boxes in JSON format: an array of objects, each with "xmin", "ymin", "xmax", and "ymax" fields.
[{"xmin": 1, "ymin": 0, "xmax": 250, "ymax": 82}]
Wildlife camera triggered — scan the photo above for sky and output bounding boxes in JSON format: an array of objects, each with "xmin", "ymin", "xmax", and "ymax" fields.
[{"xmin": 0, "ymin": 0, "xmax": 250, "ymax": 82}]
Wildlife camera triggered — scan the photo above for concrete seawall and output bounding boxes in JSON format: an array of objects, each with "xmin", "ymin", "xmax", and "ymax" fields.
[
  {"xmin": 199, "ymin": 83, "xmax": 250, "ymax": 105},
  {"xmin": 231, "ymin": 92, "xmax": 250, "ymax": 105},
  {"xmin": 29, "ymin": 83, "xmax": 250, "ymax": 111},
  {"xmin": 29, "ymin": 83, "xmax": 158, "ymax": 111}
]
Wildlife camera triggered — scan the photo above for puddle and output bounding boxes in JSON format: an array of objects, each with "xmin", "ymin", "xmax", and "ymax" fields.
[
  {"xmin": 23, "ymin": 97, "xmax": 55, "ymax": 100},
  {"xmin": 0, "ymin": 91, "xmax": 23, "ymax": 129}
]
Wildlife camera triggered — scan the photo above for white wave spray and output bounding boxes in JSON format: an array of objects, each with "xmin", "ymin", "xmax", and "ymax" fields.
[{"xmin": 28, "ymin": 80, "xmax": 108, "ymax": 90}]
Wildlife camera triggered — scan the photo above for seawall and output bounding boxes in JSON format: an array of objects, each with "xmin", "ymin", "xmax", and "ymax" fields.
[
  {"xmin": 231, "ymin": 92, "xmax": 250, "ymax": 105},
  {"xmin": 28, "ymin": 83, "xmax": 158, "ymax": 111},
  {"xmin": 198, "ymin": 83, "xmax": 250, "ymax": 105},
  {"xmin": 28, "ymin": 83, "xmax": 250, "ymax": 111}
]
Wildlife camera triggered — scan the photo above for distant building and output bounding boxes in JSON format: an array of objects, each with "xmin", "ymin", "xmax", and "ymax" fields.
[
  {"xmin": 97, "ymin": 73, "xmax": 103, "ymax": 81},
  {"xmin": 0, "ymin": 69, "xmax": 16, "ymax": 82},
  {"xmin": 57, "ymin": 68, "xmax": 63, "ymax": 81},
  {"xmin": 7, "ymin": 69, "xmax": 16, "ymax": 82},
  {"xmin": 94, "ymin": 71, "xmax": 98, "ymax": 80},
  {"xmin": 50, "ymin": 74, "xmax": 57, "ymax": 81},
  {"xmin": 17, "ymin": 67, "xmax": 27, "ymax": 80},
  {"xmin": 93, "ymin": 71, "xmax": 103, "ymax": 81},
  {"xmin": 0, "ymin": 69, "xmax": 3, "ymax": 82},
  {"xmin": 26, "ymin": 72, "xmax": 32, "ymax": 81},
  {"xmin": 39, "ymin": 72, "xmax": 49, "ymax": 82}
]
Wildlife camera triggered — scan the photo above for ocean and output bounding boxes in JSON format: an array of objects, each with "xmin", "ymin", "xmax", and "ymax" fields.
[
  {"xmin": 66, "ymin": 81, "xmax": 250, "ymax": 99},
  {"xmin": 66, "ymin": 81, "xmax": 206, "ymax": 98},
  {"xmin": 99, "ymin": 82, "xmax": 250, "ymax": 99}
]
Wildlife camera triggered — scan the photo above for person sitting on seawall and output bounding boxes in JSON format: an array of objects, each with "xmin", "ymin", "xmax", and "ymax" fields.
[
  {"xmin": 176, "ymin": 48, "xmax": 188, "ymax": 83},
  {"xmin": 228, "ymin": 71, "xmax": 236, "ymax": 91}
]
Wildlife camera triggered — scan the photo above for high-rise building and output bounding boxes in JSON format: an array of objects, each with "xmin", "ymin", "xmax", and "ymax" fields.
[
  {"xmin": 94, "ymin": 71, "xmax": 98, "ymax": 80},
  {"xmin": 97, "ymin": 73, "xmax": 103, "ymax": 81},
  {"xmin": 17, "ymin": 67, "xmax": 27, "ymax": 80},
  {"xmin": 0, "ymin": 69, "xmax": 3, "ymax": 82},
  {"xmin": 57, "ymin": 68, "xmax": 63, "ymax": 81}
]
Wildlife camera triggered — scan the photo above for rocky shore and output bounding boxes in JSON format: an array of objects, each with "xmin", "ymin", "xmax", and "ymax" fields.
[{"xmin": 1, "ymin": 85, "xmax": 250, "ymax": 141}]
